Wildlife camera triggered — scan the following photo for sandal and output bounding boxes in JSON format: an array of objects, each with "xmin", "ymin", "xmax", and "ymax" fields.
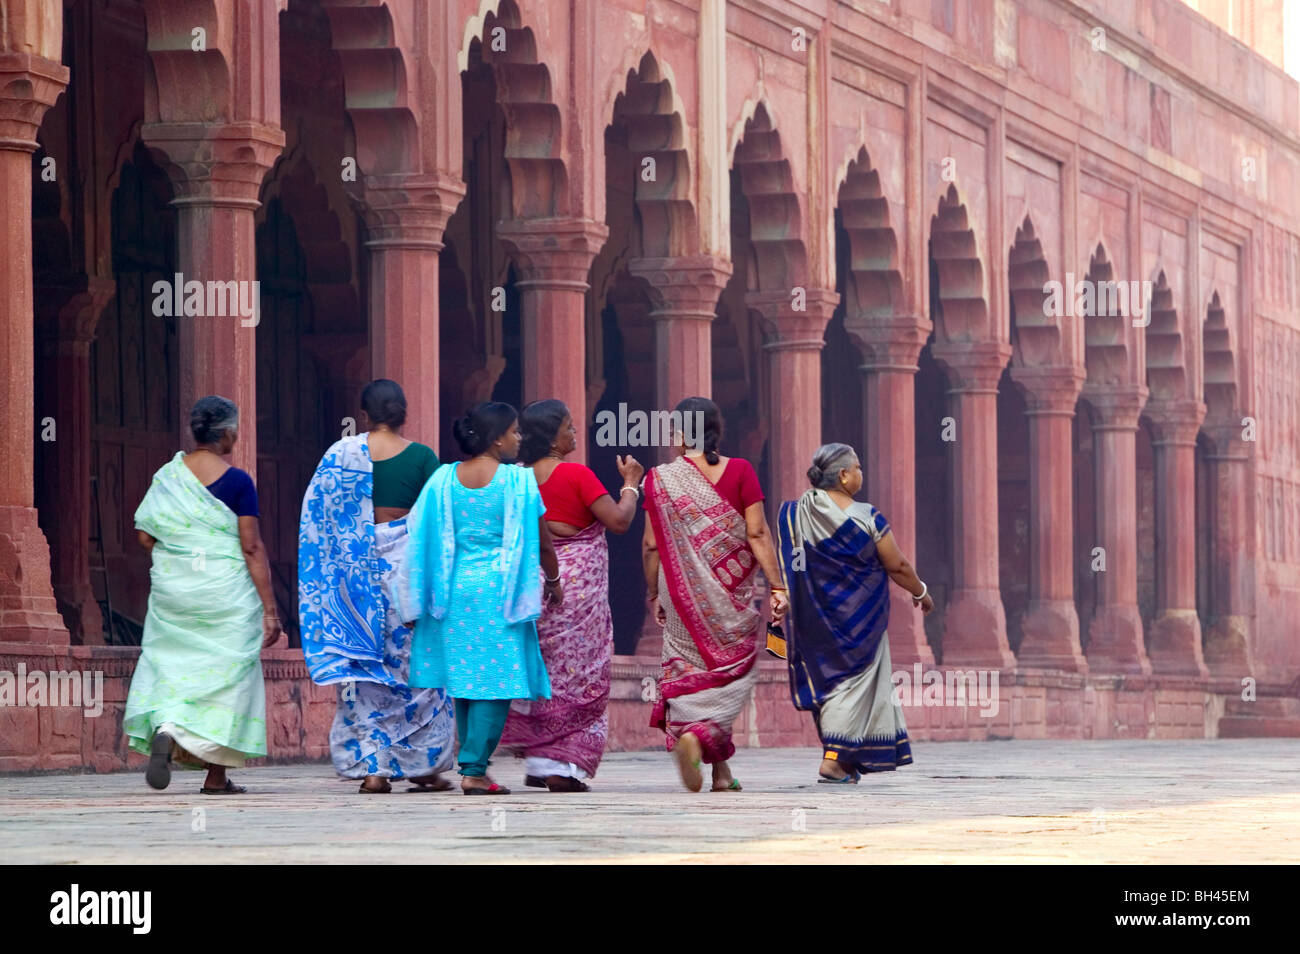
[
  {"xmin": 712, "ymin": 778, "xmax": 742, "ymax": 792},
  {"xmin": 406, "ymin": 776, "xmax": 452, "ymax": 792},
  {"xmin": 464, "ymin": 785, "xmax": 509, "ymax": 795},
  {"xmin": 359, "ymin": 778, "xmax": 392, "ymax": 794},
  {"xmin": 146, "ymin": 731, "xmax": 173, "ymax": 791},
  {"xmin": 817, "ymin": 772, "xmax": 859, "ymax": 784},
  {"xmin": 545, "ymin": 775, "xmax": 590, "ymax": 793},
  {"xmin": 524, "ymin": 775, "xmax": 548, "ymax": 789},
  {"xmin": 200, "ymin": 779, "xmax": 247, "ymax": 795}
]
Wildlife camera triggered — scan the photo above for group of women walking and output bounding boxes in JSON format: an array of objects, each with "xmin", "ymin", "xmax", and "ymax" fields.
[{"xmin": 123, "ymin": 384, "xmax": 935, "ymax": 796}]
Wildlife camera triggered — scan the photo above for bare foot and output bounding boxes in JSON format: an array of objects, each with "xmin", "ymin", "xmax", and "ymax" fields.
[
  {"xmin": 408, "ymin": 773, "xmax": 452, "ymax": 791},
  {"xmin": 674, "ymin": 732, "xmax": 703, "ymax": 792},
  {"xmin": 203, "ymin": 766, "xmax": 227, "ymax": 790}
]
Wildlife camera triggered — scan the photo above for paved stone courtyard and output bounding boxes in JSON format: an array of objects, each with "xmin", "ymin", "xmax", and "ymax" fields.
[{"xmin": 2, "ymin": 740, "xmax": 1297, "ymax": 863}]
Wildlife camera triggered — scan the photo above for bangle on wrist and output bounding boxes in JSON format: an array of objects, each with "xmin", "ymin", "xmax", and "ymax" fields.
[
  {"xmin": 544, "ymin": 572, "xmax": 561, "ymax": 584},
  {"xmin": 620, "ymin": 485, "xmax": 640, "ymax": 498},
  {"xmin": 912, "ymin": 580, "xmax": 928, "ymax": 603}
]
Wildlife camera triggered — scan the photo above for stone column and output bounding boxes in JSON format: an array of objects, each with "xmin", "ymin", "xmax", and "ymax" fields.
[
  {"xmin": 1202, "ymin": 426, "xmax": 1254, "ymax": 676},
  {"xmin": 1145, "ymin": 400, "xmax": 1209, "ymax": 677},
  {"xmin": 498, "ymin": 218, "xmax": 609, "ymax": 463},
  {"xmin": 141, "ymin": 122, "xmax": 285, "ymax": 475},
  {"xmin": 747, "ymin": 289, "xmax": 839, "ymax": 509},
  {"xmin": 0, "ymin": 50, "xmax": 70, "ymax": 645},
  {"xmin": 848, "ymin": 315, "xmax": 935, "ymax": 667},
  {"xmin": 930, "ymin": 341, "xmax": 1015, "ymax": 669},
  {"xmin": 1010, "ymin": 366, "xmax": 1087, "ymax": 672},
  {"xmin": 361, "ymin": 173, "xmax": 465, "ymax": 451},
  {"xmin": 1083, "ymin": 386, "xmax": 1152, "ymax": 675},
  {"xmin": 628, "ymin": 255, "xmax": 732, "ymax": 431},
  {"xmin": 35, "ymin": 278, "xmax": 116, "ymax": 644}
]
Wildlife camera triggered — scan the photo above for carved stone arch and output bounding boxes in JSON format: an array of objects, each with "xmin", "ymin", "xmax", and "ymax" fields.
[
  {"xmin": 140, "ymin": 0, "xmax": 231, "ymax": 125},
  {"xmin": 1145, "ymin": 269, "xmax": 1188, "ymax": 402},
  {"xmin": 1007, "ymin": 215, "xmax": 1064, "ymax": 368},
  {"xmin": 1202, "ymin": 290, "xmax": 1238, "ymax": 431},
  {"xmin": 928, "ymin": 183, "xmax": 987, "ymax": 343},
  {"xmin": 464, "ymin": 0, "xmax": 568, "ymax": 218},
  {"xmin": 835, "ymin": 145, "xmax": 902, "ymax": 320},
  {"xmin": 1081, "ymin": 243, "xmax": 1131, "ymax": 388},
  {"xmin": 609, "ymin": 51, "xmax": 697, "ymax": 258},
  {"xmin": 731, "ymin": 101, "xmax": 807, "ymax": 293},
  {"xmin": 317, "ymin": 0, "xmax": 420, "ymax": 176}
]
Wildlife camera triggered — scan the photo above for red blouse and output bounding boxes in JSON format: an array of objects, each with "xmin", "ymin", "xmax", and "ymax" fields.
[
  {"xmin": 539, "ymin": 461, "xmax": 611, "ymax": 528},
  {"xmin": 643, "ymin": 456, "xmax": 764, "ymax": 516}
]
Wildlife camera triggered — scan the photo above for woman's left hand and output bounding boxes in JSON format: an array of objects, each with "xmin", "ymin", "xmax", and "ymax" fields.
[
  {"xmin": 769, "ymin": 589, "xmax": 789, "ymax": 620},
  {"xmin": 545, "ymin": 580, "xmax": 564, "ymax": 606},
  {"xmin": 917, "ymin": 593, "xmax": 935, "ymax": 615},
  {"xmin": 262, "ymin": 617, "xmax": 285, "ymax": 648}
]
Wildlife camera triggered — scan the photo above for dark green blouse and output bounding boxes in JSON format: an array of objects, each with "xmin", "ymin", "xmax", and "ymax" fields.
[{"xmin": 372, "ymin": 441, "xmax": 439, "ymax": 509}]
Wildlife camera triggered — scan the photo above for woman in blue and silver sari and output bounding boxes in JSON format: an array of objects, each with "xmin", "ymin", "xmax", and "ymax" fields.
[
  {"xmin": 298, "ymin": 380, "xmax": 455, "ymax": 794},
  {"xmin": 776, "ymin": 443, "xmax": 935, "ymax": 783}
]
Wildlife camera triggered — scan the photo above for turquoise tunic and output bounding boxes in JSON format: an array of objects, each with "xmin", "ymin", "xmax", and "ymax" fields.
[{"xmin": 409, "ymin": 464, "xmax": 551, "ymax": 700}]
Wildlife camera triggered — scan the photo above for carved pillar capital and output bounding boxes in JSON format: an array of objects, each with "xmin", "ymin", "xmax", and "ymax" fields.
[
  {"xmin": 845, "ymin": 314, "xmax": 932, "ymax": 372},
  {"xmin": 931, "ymin": 340, "xmax": 1013, "ymax": 392},
  {"xmin": 0, "ymin": 53, "xmax": 69, "ymax": 152},
  {"xmin": 141, "ymin": 121, "xmax": 285, "ymax": 206},
  {"xmin": 1010, "ymin": 365, "xmax": 1086, "ymax": 415},
  {"xmin": 746, "ymin": 288, "xmax": 839, "ymax": 351},
  {"xmin": 1084, "ymin": 384, "xmax": 1149, "ymax": 430},
  {"xmin": 628, "ymin": 255, "xmax": 732, "ymax": 320},
  {"xmin": 498, "ymin": 217, "xmax": 609, "ymax": 289},
  {"xmin": 1145, "ymin": 399, "xmax": 1207, "ymax": 446},
  {"xmin": 359, "ymin": 172, "xmax": 466, "ymax": 249}
]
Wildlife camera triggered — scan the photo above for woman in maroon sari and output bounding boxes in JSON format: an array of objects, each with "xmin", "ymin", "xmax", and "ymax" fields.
[
  {"xmin": 498, "ymin": 400, "xmax": 644, "ymax": 791},
  {"xmin": 642, "ymin": 397, "xmax": 788, "ymax": 792}
]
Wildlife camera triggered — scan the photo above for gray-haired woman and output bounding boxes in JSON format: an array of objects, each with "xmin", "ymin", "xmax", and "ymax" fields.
[
  {"xmin": 124, "ymin": 396, "xmax": 284, "ymax": 794},
  {"xmin": 775, "ymin": 442, "xmax": 934, "ymax": 783}
]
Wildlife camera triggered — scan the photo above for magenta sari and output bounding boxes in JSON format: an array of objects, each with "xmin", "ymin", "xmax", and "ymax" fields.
[
  {"xmin": 646, "ymin": 456, "xmax": 760, "ymax": 763},
  {"xmin": 499, "ymin": 520, "xmax": 612, "ymax": 776}
]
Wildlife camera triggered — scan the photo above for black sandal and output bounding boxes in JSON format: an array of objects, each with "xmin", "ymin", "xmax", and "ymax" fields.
[
  {"xmin": 199, "ymin": 779, "xmax": 247, "ymax": 795},
  {"xmin": 359, "ymin": 778, "xmax": 392, "ymax": 794},
  {"xmin": 146, "ymin": 731, "xmax": 173, "ymax": 790},
  {"xmin": 524, "ymin": 775, "xmax": 548, "ymax": 789},
  {"xmin": 545, "ymin": 775, "xmax": 590, "ymax": 792}
]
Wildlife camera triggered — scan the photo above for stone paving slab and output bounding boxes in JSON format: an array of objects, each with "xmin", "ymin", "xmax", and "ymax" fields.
[{"xmin": 1, "ymin": 740, "xmax": 1297, "ymax": 863}]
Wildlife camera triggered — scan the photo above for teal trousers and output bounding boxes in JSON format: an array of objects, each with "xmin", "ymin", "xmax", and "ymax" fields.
[{"xmin": 454, "ymin": 698, "xmax": 513, "ymax": 777}]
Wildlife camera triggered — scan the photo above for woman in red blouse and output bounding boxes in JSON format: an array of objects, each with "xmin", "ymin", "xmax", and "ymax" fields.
[
  {"xmin": 642, "ymin": 396, "xmax": 787, "ymax": 793},
  {"xmin": 497, "ymin": 400, "xmax": 644, "ymax": 791}
]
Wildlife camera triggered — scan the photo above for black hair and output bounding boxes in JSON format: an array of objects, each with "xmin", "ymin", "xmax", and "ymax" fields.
[
  {"xmin": 190, "ymin": 395, "xmax": 239, "ymax": 446},
  {"xmin": 361, "ymin": 378, "xmax": 407, "ymax": 429},
  {"xmin": 518, "ymin": 399, "xmax": 570, "ymax": 465},
  {"xmin": 452, "ymin": 401, "xmax": 518, "ymax": 457},
  {"xmin": 674, "ymin": 396, "xmax": 723, "ymax": 465}
]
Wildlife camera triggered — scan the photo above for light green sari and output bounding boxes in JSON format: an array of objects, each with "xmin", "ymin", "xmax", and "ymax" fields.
[{"xmin": 123, "ymin": 452, "xmax": 266, "ymax": 765}]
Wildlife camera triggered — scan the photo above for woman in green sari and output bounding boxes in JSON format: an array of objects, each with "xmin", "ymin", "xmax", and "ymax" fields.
[{"xmin": 123, "ymin": 396, "xmax": 284, "ymax": 794}]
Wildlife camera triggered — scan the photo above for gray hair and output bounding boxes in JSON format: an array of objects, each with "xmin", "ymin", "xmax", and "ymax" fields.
[
  {"xmin": 190, "ymin": 395, "xmax": 239, "ymax": 446},
  {"xmin": 807, "ymin": 442, "xmax": 858, "ymax": 490}
]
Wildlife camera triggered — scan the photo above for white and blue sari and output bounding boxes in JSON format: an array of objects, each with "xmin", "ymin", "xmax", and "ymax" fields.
[
  {"xmin": 777, "ymin": 489, "xmax": 912, "ymax": 773},
  {"xmin": 298, "ymin": 434, "xmax": 454, "ymax": 779}
]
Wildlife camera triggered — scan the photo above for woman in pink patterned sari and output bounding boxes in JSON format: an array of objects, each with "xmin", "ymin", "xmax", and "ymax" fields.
[
  {"xmin": 642, "ymin": 397, "xmax": 789, "ymax": 792},
  {"xmin": 499, "ymin": 400, "xmax": 644, "ymax": 791}
]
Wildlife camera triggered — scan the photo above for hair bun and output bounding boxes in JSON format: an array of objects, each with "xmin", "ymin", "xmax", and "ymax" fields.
[{"xmin": 807, "ymin": 464, "xmax": 824, "ymax": 485}]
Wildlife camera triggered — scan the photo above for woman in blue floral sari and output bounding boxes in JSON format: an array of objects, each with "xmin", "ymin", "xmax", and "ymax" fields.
[
  {"xmin": 298, "ymin": 380, "xmax": 455, "ymax": 794},
  {"xmin": 777, "ymin": 442, "xmax": 935, "ymax": 783}
]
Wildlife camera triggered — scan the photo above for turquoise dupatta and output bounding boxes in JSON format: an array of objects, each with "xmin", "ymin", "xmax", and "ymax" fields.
[{"xmin": 397, "ymin": 461, "xmax": 545, "ymax": 626}]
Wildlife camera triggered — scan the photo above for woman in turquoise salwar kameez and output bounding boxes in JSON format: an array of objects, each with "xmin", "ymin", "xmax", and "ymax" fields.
[
  {"xmin": 401, "ymin": 402, "xmax": 562, "ymax": 795},
  {"xmin": 124, "ymin": 396, "xmax": 284, "ymax": 794}
]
